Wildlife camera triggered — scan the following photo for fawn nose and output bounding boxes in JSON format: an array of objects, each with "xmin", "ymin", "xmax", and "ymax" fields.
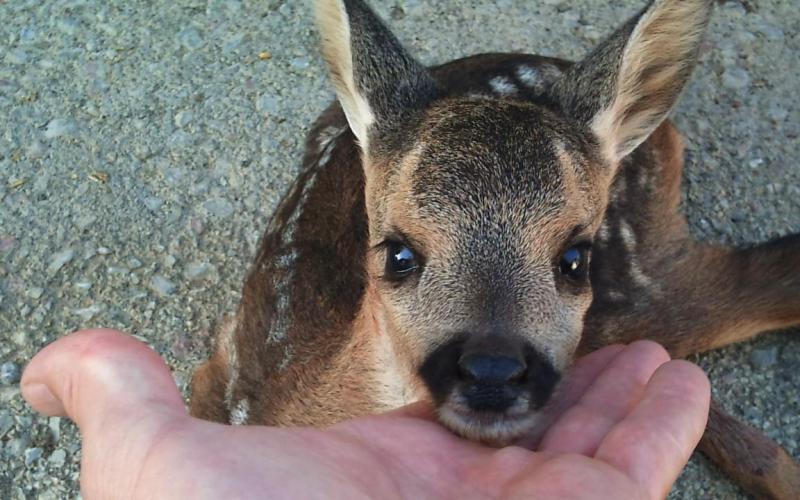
[
  {"xmin": 458, "ymin": 354, "xmax": 526, "ymax": 384},
  {"xmin": 456, "ymin": 337, "xmax": 529, "ymax": 412}
]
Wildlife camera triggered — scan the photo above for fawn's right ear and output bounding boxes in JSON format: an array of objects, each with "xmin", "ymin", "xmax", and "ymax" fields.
[{"xmin": 316, "ymin": 0, "xmax": 441, "ymax": 158}]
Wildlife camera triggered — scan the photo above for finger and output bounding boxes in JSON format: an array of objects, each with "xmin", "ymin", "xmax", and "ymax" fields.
[
  {"xmin": 595, "ymin": 359, "xmax": 710, "ymax": 499},
  {"xmin": 21, "ymin": 328, "xmax": 185, "ymax": 433},
  {"xmin": 515, "ymin": 344, "xmax": 625, "ymax": 448},
  {"xmin": 539, "ymin": 341, "xmax": 670, "ymax": 455},
  {"xmin": 384, "ymin": 401, "xmax": 439, "ymax": 421}
]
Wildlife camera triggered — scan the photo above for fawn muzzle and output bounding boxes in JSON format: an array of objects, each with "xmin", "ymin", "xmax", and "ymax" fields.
[{"xmin": 421, "ymin": 334, "xmax": 561, "ymax": 418}]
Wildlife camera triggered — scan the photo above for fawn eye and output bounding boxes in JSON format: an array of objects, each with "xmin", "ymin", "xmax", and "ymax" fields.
[
  {"xmin": 385, "ymin": 242, "xmax": 419, "ymax": 279},
  {"xmin": 559, "ymin": 244, "xmax": 591, "ymax": 282}
]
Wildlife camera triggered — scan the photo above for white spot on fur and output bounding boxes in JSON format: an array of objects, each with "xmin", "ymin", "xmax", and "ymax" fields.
[
  {"xmin": 219, "ymin": 316, "xmax": 240, "ymax": 411},
  {"xmin": 605, "ymin": 289, "xmax": 627, "ymax": 302},
  {"xmin": 629, "ymin": 260, "xmax": 655, "ymax": 289},
  {"xmin": 270, "ymin": 293, "xmax": 290, "ymax": 342},
  {"xmin": 619, "ymin": 219, "xmax": 637, "ymax": 252},
  {"xmin": 516, "ymin": 65, "xmax": 545, "ymax": 92},
  {"xmin": 316, "ymin": 126, "xmax": 341, "ymax": 152},
  {"xmin": 275, "ymin": 249, "xmax": 299, "ymax": 270},
  {"xmin": 489, "ymin": 76, "xmax": 517, "ymax": 96},
  {"xmin": 229, "ymin": 399, "xmax": 250, "ymax": 426},
  {"xmin": 596, "ymin": 220, "xmax": 610, "ymax": 242}
]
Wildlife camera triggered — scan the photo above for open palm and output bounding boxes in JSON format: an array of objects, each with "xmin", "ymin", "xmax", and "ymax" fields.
[{"xmin": 22, "ymin": 329, "xmax": 708, "ymax": 499}]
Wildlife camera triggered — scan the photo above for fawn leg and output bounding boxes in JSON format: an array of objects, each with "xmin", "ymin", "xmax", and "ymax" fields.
[{"xmin": 701, "ymin": 401, "xmax": 800, "ymax": 500}]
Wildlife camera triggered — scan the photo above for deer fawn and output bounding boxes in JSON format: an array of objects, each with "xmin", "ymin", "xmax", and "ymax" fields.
[{"xmin": 191, "ymin": 0, "xmax": 800, "ymax": 497}]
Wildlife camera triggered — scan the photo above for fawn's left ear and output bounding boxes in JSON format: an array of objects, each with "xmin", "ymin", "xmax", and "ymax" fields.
[
  {"xmin": 316, "ymin": 0, "xmax": 441, "ymax": 157},
  {"xmin": 548, "ymin": 0, "xmax": 713, "ymax": 167}
]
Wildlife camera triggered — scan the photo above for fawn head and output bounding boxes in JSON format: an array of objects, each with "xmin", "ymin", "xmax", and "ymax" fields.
[{"xmin": 316, "ymin": 0, "xmax": 712, "ymax": 444}]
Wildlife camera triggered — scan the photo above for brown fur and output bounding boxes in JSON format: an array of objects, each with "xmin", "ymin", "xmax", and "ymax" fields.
[{"xmin": 191, "ymin": 0, "xmax": 799, "ymax": 497}]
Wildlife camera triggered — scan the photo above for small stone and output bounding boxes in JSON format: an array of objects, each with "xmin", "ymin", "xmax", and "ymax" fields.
[
  {"xmin": 143, "ymin": 196, "xmax": 164, "ymax": 211},
  {"xmin": 178, "ymin": 27, "xmax": 204, "ymax": 51},
  {"xmin": 189, "ymin": 216, "xmax": 204, "ymax": 235},
  {"xmin": 0, "ymin": 236, "xmax": 16, "ymax": 252},
  {"xmin": 7, "ymin": 436, "xmax": 30, "ymax": 456},
  {"xmin": 0, "ymin": 413, "xmax": 13, "ymax": 437},
  {"xmin": 721, "ymin": 67, "xmax": 751, "ymax": 90},
  {"xmin": 97, "ymin": 246, "xmax": 112, "ymax": 255},
  {"xmin": 73, "ymin": 304, "xmax": 103, "ymax": 321},
  {"xmin": 7, "ymin": 49, "xmax": 29, "ymax": 64},
  {"xmin": 49, "ymin": 417, "xmax": 61, "ymax": 442},
  {"xmin": 174, "ymin": 110, "xmax": 193, "ymax": 128},
  {"xmin": 48, "ymin": 449, "xmax": 67, "ymax": 468},
  {"xmin": 48, "ymin": 248, "xmax": 75, "ymax": 274},
  {"xmin": 256, "ymin": 93, "xmax": 280, "ymax": 114},
  {"xmin": 0, "ymin": 362, "xmax": 21, "ymax": 385},
  {"xmin": 43, "ymin": 118, "xmax": 78, "ymax": 139},
  {"xmin": 750, "ymin": 346, "xmax": 779, "ymax": 369},
  {"xmin": 183, "ymin": 261, "xmax": 218, "ymax": 282},
  {"xmin": 149, "ymin": 275, "xmax": 176, "ymax": 296},
  {"xmin": 127, "ymin": 257, "xmax": 143, "ymax": 270},
  {"xmin": 163, "ymin": 254, "xmax": 177, "ymax": 269},
  {"xmin": 26, "ymin": 287, "xmax": 44, "ymax": 300},
  {"xmin": 290, "ymin": 57, "xmax": 310, "ymax": 70},
  {"xmin": 24, "ymin": 447, "xmax": 43, "ymax": 466},
  {"xmin": 203, "ymin": 198, "xmax": 235, "ymax": 218}
]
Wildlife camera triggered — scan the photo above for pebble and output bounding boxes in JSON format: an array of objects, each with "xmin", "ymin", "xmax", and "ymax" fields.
[
  {"xmin": 49, "ymin": 417, "xmax": 61, "ymax": 442},
  {"xmin": 143, "ymin": 196, "xmax": 164, "ymax": 211},
  {"xmin": 178, "ymin": 27, "xmax": 205, "ymax": 51},
  {"xmin": 0, "ymin": 236, "xmax": 16, "ymax": 252},
  {"xmin": 48, "ymin": 248, "xmax": 75, "ymax": 274},
  {"xmin": 203, "ymin": 198, "xmax": 235, "ymax": 218},
  {"xmin": 7, "ymin": 437, "xmax": 30, "ymax": 457},
  {"xmin": 174, "ymin": 110, "xmax": 194, "ymax": 128},
  {"xmin": 26, "ymin": 287, "xmax": 44, "ymax": 299},
  {"xmin": 750, "ymin": 346, "xmax": 780, "ymax": 369},
  {"xmin": 721, "ymin": 67, "xmax": 751, "ymax": 90},
  {"xmin": 163, "ymin": 254, "xmax": 177, "ymax": 268},
  {"xmin": 7, "ymin": 49, "xmax": 29, "ymax": 65},
  {"xmin": 48, "ymin": 449, "xmax": 67, "ymax": 468},
  {"xmin": 256, "ymin": 93, "xmax": 280, "ymax": 114},
  {"xmin": 73, "ymin": 304, "xmax": 103, "ymax": 321},
  {"xmin": 24, "ymin": 447, "xmax": 43, "ymax": 466},
  {"xmin": 183, "ymin": 261, "xmax": 218, "ymax": 282},
  {"xmin": 43, "ymin": 118, "xmax": 77, "ymax": 139},
  {"xmin": 149, "ymin": 275, "xmax": 176, "ymax": 296},
  {"xmin": 290, "ymin": 57, "xmax": 311, "ymax": 70},
  {"xmin": 0, "ymin": 413, "xmax": 13, "ymax": 438},
  {"xmin": 0, "ymin": 362, "xmax": 21, "ymax": 385}
]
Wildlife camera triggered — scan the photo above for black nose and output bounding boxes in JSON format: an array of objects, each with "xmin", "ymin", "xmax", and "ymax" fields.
[{"xmin": 458, "ymin": 354, "xmax": 526, "ymax": 384}]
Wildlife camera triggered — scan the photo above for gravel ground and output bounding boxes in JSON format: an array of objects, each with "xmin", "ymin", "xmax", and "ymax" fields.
[{"xmin": 1, "ymin": 0, "xmax": 797, "ymax": 498}]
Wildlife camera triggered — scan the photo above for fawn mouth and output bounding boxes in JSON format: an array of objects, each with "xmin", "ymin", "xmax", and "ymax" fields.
[{"xmin": 436, "ymin": 402, "xmax": 545, "ymax": 446}]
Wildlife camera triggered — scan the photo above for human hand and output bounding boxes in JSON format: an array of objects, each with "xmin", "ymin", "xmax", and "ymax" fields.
[{"xmin": 22, "ymin": 329, "xmax": 709, "ymax": 499}]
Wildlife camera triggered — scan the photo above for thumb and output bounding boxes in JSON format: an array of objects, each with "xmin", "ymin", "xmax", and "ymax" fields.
[{"xmin": 21, "ymin": 328, "xmax": 186, "ymax": 433}]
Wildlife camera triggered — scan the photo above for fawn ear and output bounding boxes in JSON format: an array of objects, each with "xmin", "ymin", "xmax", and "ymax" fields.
[
  {"xmin": 316, "ymin": 0, "xmax": 440, "ymax": 155},
  {"xmin": 548, "ymin": 0, "xmax": 713, "ymax": 166}
]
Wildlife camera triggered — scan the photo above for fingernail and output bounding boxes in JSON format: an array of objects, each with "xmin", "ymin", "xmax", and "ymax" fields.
[{"xmin": 21, "ymin": 382, "xmax": 65, "ymax": 416}]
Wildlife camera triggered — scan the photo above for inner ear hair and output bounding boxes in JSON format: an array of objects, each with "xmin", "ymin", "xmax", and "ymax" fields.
[
  {"xmin": 593, "ymin": 0, "xmax": 712, "ymax": 163},
  {"xmin": 549, "ymin": 0, "xmax": 713, "ymax": 166}
]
